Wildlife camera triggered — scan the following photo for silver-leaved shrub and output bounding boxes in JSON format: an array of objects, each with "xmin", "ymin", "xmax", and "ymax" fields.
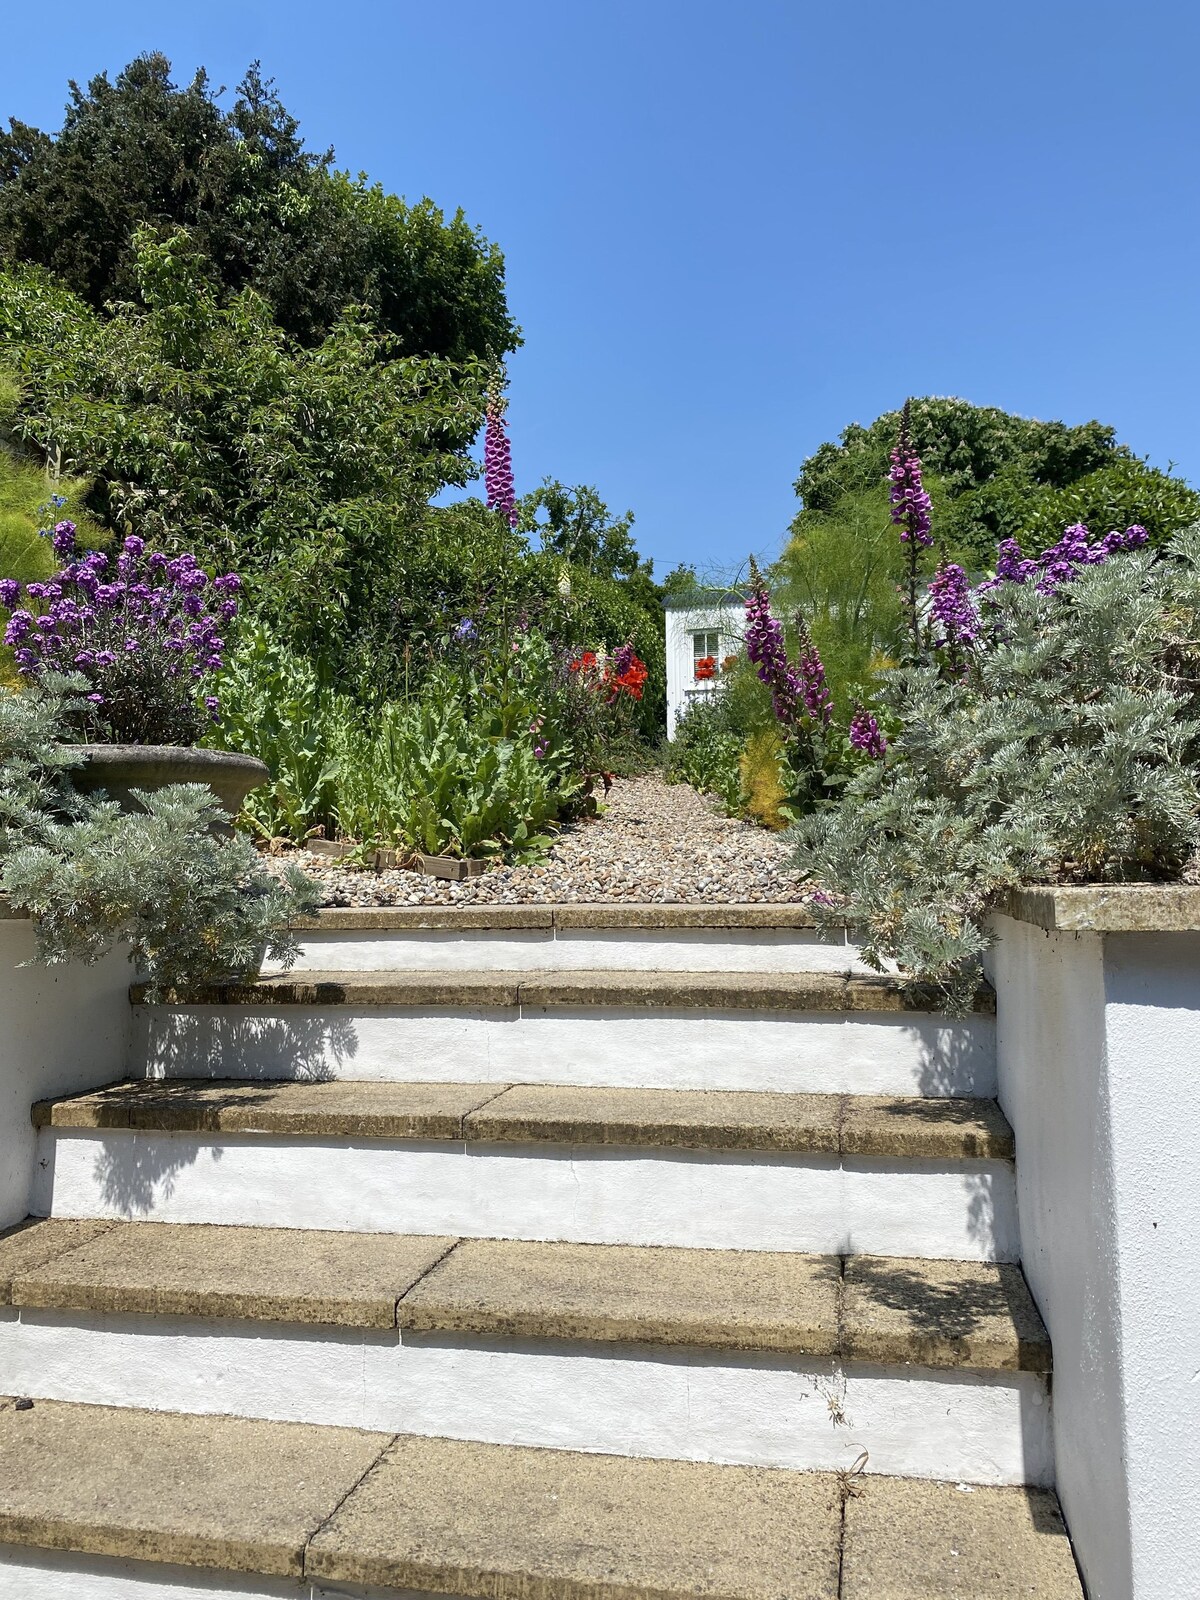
[
  {"xmin": 0, "ymin": 678, "xmax": 318, "ymax": 995},
  {"xmin": 790, "ymin": 526, "xmax": 1200, "ymax": 1008}
]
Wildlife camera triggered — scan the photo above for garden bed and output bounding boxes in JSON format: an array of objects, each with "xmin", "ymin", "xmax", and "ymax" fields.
[{"xmin": 269, "ymin": 776, "xmax": 812, "ymax": 908}]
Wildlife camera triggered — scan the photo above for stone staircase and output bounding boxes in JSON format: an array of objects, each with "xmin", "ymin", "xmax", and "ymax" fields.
[{"xmin": 0, "ymin": 905, "xmax": 1084, "ymax": 1598}]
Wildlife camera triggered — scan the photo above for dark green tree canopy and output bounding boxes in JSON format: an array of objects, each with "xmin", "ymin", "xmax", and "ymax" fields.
[
  {"xmin": 0, "ymin": 53, "xmax": 520, "ymax": 360},
  {"xmin": 518, "ymin": 479, "xmax": 645, "ymax": 580},
  {"xmin": 795, "ymin": 398, "xmax": 1121, "ymax": 513},
  {"xmin": 792, "ymin": 396, "xmax": 1200, "ymax": 564}
]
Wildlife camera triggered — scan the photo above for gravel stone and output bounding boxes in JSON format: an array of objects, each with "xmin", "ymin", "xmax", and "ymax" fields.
[{"xmin": 269, "ymin": 776, "xmax": 811, "ymax": 908}]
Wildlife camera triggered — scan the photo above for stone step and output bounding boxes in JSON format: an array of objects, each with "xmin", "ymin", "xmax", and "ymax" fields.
[
  {"xmin": 0, "ymin": 1221, "xmax": 1053, "ymax": 1485},
  {"xmin": 35, "ymin": 1078, "xmax": 1015, "ymax": 1159},
  {"xmin": 130, "ymin": 968, "xmax": 997, "ymax": 1098},
  {"xmin": 0, "ymin": 1397, "xmax": 1084, "ymax": 1599},
  {"xmin": 32, "ymin": 1082, "xmax": 1019, "ymax": 1261},
  {"xmin": 133, "ymin": 967, "xmax": 996, "ymax": 1013},
  {"xmin": 0, "ymin": 1218, "xmax": 1049, "ymax": 1367},
  {"xmin": 278, "ymin": 902, "xmax": 872, "ymax": 975}
]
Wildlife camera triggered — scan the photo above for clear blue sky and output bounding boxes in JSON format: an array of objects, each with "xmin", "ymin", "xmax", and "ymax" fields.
[{"xmin": 1, "ymin": 2, "xmax": 1196, "ymax": 577}]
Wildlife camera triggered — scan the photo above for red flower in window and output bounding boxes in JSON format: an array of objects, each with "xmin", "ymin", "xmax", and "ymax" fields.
[{"xmin": 694, "ymin": 655, "xmax": 716, "ymax": 681}]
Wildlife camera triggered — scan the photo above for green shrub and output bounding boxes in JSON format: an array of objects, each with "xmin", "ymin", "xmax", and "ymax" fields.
[{"xmin": 790, "ymin": 528, "xmax": 1200, "ymax": 1008}]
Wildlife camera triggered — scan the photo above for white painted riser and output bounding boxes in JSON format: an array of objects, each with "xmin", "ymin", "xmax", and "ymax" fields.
[
  {"xmin": 0, "ymin": 1549, "xmax": 318, "ymax": 1600},
  {"xmin": 132, "ymin": 1006, "xmax": 996, "ymax": 1098},
  {"xmin": 0, "ymin": 1548, "xmax": 415, "ymax": 1600},
  {"xmin": 270, "ymin": 928, "xmax": 878, "ymax": 976},
  {"xmin": 0, "ymin": 1307, "xmax": 1053, "ymax": 1487},
  {"xmin": 34, "ymin": 1132, "xmax": 1018, "ymax": 1261}
]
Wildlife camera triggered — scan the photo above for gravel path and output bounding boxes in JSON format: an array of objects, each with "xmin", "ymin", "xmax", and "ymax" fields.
[{"xmin": 278, "ymin": 776, "xmax": 811, "ymax": 907}]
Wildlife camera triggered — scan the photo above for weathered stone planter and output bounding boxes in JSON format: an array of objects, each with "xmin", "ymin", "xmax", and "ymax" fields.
[{"xmin": 68, "ymin": 745, "xmax": 268, "ymax": 820}]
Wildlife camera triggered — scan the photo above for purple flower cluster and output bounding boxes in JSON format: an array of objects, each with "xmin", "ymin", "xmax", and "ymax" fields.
[
  {"xmin": 795, "ymin": 619, "xmax": 833, "ymax": 726},
  {"xmin": 609, "ymin": 641, "xmax": 637, "ymax": 679},
  {"xmin": 745, "ymin": 564, "xmax": 831, "ymax": 728},
  {"xmin": 1, "ymin": 522, "xmax": 240, "ymax": 744},
  {"xmin": 979, "ymin": 524, "xmax": 1149, "ymax": 599},
  {"xmin": 928, "ymin": 562, "xmax": 979, "ymax": 652},
  {"xmin": 848, "ymin": 704, "xmax": 887, "ymax": 759},
  {"xmin": 484, "ymin": 396, "xmax": 518, "ymax": 530},
  {"xmin": 888, "ymin": 417, "xmax": 934, "ymax": 549}
]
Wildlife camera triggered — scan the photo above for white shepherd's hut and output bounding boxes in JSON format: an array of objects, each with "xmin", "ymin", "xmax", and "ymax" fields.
[{"xmin": 663, "ymin": 587, "xmax": 744, "ymax": 739}]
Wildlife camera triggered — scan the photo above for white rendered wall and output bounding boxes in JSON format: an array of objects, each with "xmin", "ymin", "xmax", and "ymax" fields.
[
  {"xmin": 131, "ymin": 1004, "xmax": 996, "ymax": 1098},
  {"xmin": 0, "ymin": 916, "xmax": 131, "ymax": 1230},
  {"xmin": 663, "ymin": 603, "xmax": 742, "ymax": 739},
  {"xmin": 0, "ymin": 1548, "xmax": 436, "ymax": 1600},
  {"xmin": 0, "ymin": 1548, "xmax": 306, "ymax": 1600},
  {"xmin": 273, "ymin": 926, "xmax": 877, "ymax": 976},
  {"xmin": 0, "ymin": 1309, "xmax": 1054, "ymax": 1486},
  {"xmin": 34, "ymin": 1131, "xmax": 1017, "ymax": 1261},
  {"xmin": 988, "ymin": 915, "xmax": 1200, "ymax": 1600}
]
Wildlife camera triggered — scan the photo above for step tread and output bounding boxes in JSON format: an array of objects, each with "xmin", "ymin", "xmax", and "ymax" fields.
[
  {"xmin": 4, "ymin": 1219, "xmax": 454, "ymax": 1329},
  {"xmin": 0, "ymin": 1395, "xmax": 386, "ymax": 1581},
  {"xmin": 131, "ymin": 966, "xmax": 996, "ymax": 1015},
  {"xmin": 0, "ymin": 1219, "xmax": 1051, "ymax": 1369},
  {"xmin": 0, "ymin": 1396, "xmax": 1083, "ymax": 1598},
  {"xmin": 397, "ymin": 1237, "xmax": 841, "ymax": 1354},
  {"xmin": 0, "ymin": 1218, "xmax": 117, "ymax": 1300},
  {"xmin": 34, "ymin": 1078, "xmax": 1014, "ymax": 1160},
  {"xmin": 300, "ymin": 902, "xmax": 826, "ymax": 931},
  {"xmin": 32, "ymin": 1077, "xmax": 506, "ymax": 1139},
  {"xmin": 839, "ymin": 1472, "xmax": 1082, "ymax": 1599}
]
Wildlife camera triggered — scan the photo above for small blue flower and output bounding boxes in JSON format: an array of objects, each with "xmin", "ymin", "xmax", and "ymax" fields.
[{"xmin": 454, "ymin": 618, "xmax": 478, "ymax": 644}]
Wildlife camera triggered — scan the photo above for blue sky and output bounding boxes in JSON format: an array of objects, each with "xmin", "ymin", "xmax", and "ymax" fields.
[{"xmin": 1, "ymin": 2, "xmax": 1196, "ymax": 577}]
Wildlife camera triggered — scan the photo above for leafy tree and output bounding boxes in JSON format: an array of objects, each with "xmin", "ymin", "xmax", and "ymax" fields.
[
  {"xmin": 795, "ymin": 398, "xmax": 1119, "ymax": 515},
  {"xmin": 0, "ymin": 231, "xmax": 490, "ymax": 689},
  {"xmin": 519, "ymin": 479, "xmax": 642, "ymax": 579},
  {"xmin": 791, "ymin": 396, "xmax": 1199, "ymax": 567},
  {"xmin": 661, "ymin": 563, "xmax": 699, "ymax": 596},
  {"xmin": 0, "ymin": 54, "xmax": 520, "ymax": 359}
]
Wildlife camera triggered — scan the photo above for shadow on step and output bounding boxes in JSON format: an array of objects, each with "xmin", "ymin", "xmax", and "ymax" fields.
[{"xmin": 137, "ymin": 1012, "xmax": 354, "ymax": 1083}]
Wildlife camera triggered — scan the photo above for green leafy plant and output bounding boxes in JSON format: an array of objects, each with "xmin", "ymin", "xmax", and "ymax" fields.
[
  {"xmin": 665, "ymin": 693, "xmax": 747, "ymax": 814},
  {"xmin": 207, "ymin": 622, "xmax": 341, "ymax": 839}
]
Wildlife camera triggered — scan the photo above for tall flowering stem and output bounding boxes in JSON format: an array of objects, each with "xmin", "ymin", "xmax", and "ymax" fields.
[
  {"xmin": 928, "ymin": 561, "xmax": 979, "ymax": 669},
  {"xmin": 794, "ymin": 614, "xmax": 833, "ymax": 725},
  {"xmin": 888, "ymin": 399, "xmax": 934, "ymax": 651},
  {"xmin": 745, "ymin": 558, "xmax": 831, "ymax": 729},
  {"xmin": 484, "ymin": 382, "xmax": 517, "ymax": 530}
]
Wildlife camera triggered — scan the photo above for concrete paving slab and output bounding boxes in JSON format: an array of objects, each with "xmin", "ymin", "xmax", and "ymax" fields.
[
  {"xmin": 307, "ymin": 1432, "xmax": 843, "ymax": 1599},
  {"xmin": 843, "ymin": 1257, "xmax": 1051, "ymax": 1372},
  {"xmin": 398, "ymin": 1237, "xmax": 842, "ymax": 1353},
  {"xmin": 13, "ymin": 1223, "xmax": 455, "ymax": 1328},
  {"xmin": 841, "ymin": 1474, "xmax": 1083, "ymax": 1597},
  {"xmin": 0, "ymin": 1219, "xmax": 117, "ymax": 1303},
  {"xmin": 466, "ymin": 1083, "xmax": 841, "ymax": 1153},
  {"xmin": 0, "ymin": 1396, "xmax": 389, "ymax": 1578},
  {"xmin": 34, "ymin": 1078, "xmax": 505, "ymax": 1139},
  {"xmin": 841, "ymin": 1097, "xmax": 1014, "ymax": 1161}
]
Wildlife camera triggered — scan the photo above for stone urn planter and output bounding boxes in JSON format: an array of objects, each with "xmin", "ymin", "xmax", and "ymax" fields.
[{"xmin": 67, "ymin": 745, "xmax": 268, "ymax": 823}]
